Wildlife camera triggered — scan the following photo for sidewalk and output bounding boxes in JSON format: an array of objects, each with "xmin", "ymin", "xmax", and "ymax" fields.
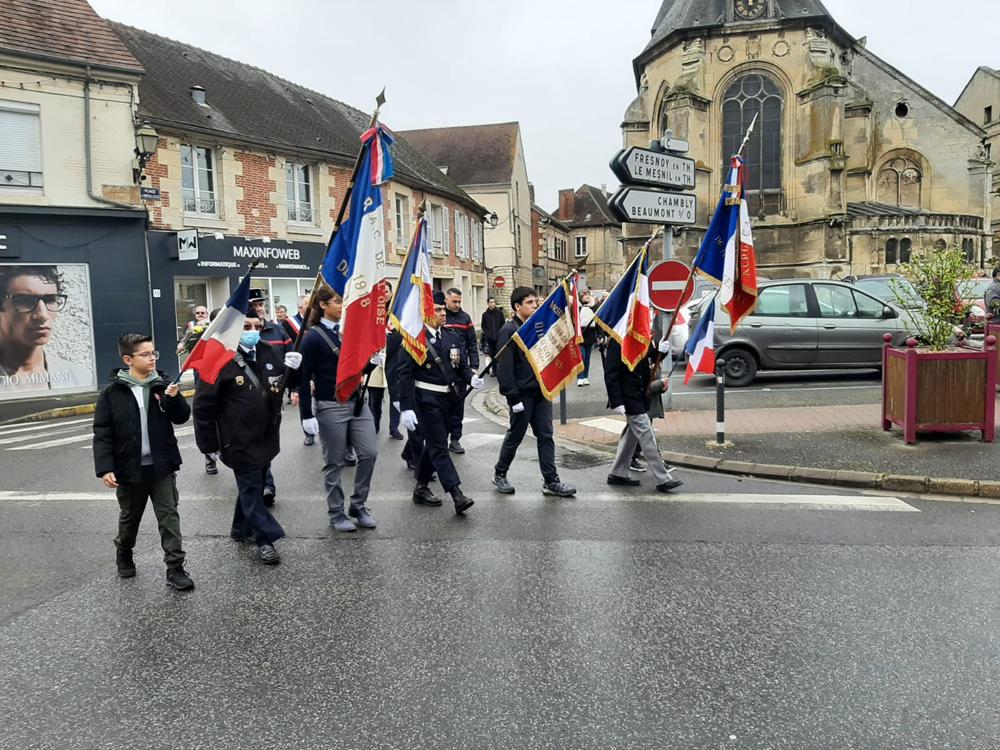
[{"xmin": 0, "ymin": 391, "xmax": 103, "ymax": 425}]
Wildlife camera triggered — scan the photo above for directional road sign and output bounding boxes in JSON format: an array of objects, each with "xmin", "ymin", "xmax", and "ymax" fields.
[
  {"xmin": 610, "ymin": 146, "xmax": 695, "ymax": 191},
  {"xmin": 648, "ymin": 260, "xmax": 694, "ymax": 312},
  {"xmin": 609, "ymin": 187, "xmax": 698, "ymax": 225}
]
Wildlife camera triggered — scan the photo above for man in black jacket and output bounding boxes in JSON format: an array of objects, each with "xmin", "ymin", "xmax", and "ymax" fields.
[
  {"xmin": 93, "ymin": 333, "xmax": 193, "ymax": 590},
  {"xmin": 443, "ymin": 288, "xmax": 479, "ymax": 454},
  {"xmin": 480, "ymin": 297, "xmax": 506, "ymax": 376},
  {"xmin": 491, "ymin": 286, "xmax": 576, "ymax": 498},
  {"xmin": 603, "ymin": 335, "xmax": 683, "ymax": 493},
  {"xmin": 398, "ymin": 291, "xmax": 483, "ymax": 513},
  {"xmin": 193, "ymin": 314, "xmax": 302, "ymax": 565}
]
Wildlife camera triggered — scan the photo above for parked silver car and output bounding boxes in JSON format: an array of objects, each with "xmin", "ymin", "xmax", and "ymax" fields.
[{"xmin": 689, "ymin": 279, "xmax": 921, "ymax": 386}]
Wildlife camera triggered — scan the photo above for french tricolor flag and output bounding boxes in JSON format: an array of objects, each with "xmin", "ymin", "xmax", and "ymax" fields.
[
  {"xmin": 594, "ymin": 247, "xmax": 652, "ymax": 371},
  {"xmin": 511, "ymin": 275, "xmax": 584, "ymax": 399},
  {"xmin": 180, "ymin": 272, "xmax": 251, "ymax": 384},
  {"xmin": 389, "ymin": 216, "xmax": 436, "ymax": 364},
  {"xmin": 684, "ymin": 297, "xmax": 716, "ymax": 384},
  {"xmin": 322, "ymin": 125, "xmax": 394, "ymax": 402}
]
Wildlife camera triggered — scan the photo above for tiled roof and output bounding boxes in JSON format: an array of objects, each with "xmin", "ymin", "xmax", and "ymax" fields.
[
  {"xmin": 0, "ymin": 0, "xmax": 142, "ymax": 73},
  {"xmin": 398, "ymin": 123, "xmax": 520, "ymax": 187},
  {"xmin": 108, "ymin": 23, "xmax": 484, "ymax": 214},
  {"xmin": 532, "ymin": 204, "xmax": 570, "ymax": 233},
  {"xmin": 847, "ymin": 202, "xmax": 944, "ymax": 217},
  {"xmin": 555, "ymin": 185, "xmax": 619, "ymax": 228}
]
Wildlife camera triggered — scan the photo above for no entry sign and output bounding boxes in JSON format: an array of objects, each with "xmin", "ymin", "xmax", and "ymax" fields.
[
  {"xmin": 648, "ymin": 260, "xmax": 693, "ymax": 312},
  {"xmin": 493, "ymin": 276, "xmax": 506, "ymax": 289}
]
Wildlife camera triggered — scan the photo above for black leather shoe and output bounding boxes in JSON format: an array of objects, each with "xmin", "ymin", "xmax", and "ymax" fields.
[
  {"xmin": 116, "ymin": 548, "xmax": 136, "ymax": 578},
  {"xmin": 449, "ymin": 439, "xmax": 465, "ymax": 454},
  {"xmin": 205, "ymin": 459, "xmax": 218, "ymax": 475},
  {"xmin": 263, "ymin": 488, "xmax": 276, "ymax": 507},
  {"xmin": 412, "ymin": 483, "xmax": 443, "ymax": 507},
  {"xmin": 607, "ymin": 474, "xmax": 641, "ymax": 487},
  {"xmin": 303, "ymin": 434, "xmax": 315, "ymax": 446},
  {"xmin": 389, "ymin": 431, "xmax": 404, "ymax": 440},
  {"xmin": 656, "ymin": 478, "xmax": 684, "ymax": 493},
  {"xmin": 450, "ymin": 487, "xmax": 474, "ymax": 514},
  {"xmin": 166, "ymin": 567, "xmax": 195, "ymax": 591}
]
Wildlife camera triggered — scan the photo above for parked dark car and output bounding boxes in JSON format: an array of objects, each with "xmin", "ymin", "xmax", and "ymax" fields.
[
  {"xmin": 846, "ymin": 274, "xmax": 925, "ymax": 310},
  {"xmin": 688, "ymin": 279, "xmax": 922, "ymax": 386}
]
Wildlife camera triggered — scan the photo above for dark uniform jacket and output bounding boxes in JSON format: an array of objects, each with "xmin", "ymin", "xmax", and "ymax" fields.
[
  {"xmin": 603, "ymin": 339, "xmax": 660, "ymax": 416},
  {"xmin": 93, "ymin": 369, "xmax": 190, "ymax": 483},
  {"xmin": 480, "ymin": 308, "xmax": 507, "ymax": 346},
  {"xmin": 385, "ymin": 329, "xmax": 403, "ymax": 404},
  {"xmin": 444, "ymin": 308, "xmax": 479, "ymax": 369},
  {"xmin": 397, "ymin": 326, "xmax": 472, "ymax": 412},
  {"xmin": 193, "ymin": 344, "xmax": 286, "ymax": 472},
  {"xmin": 260, "ymin": 319, "xmax": 292, "ymax": 354},
  {"xmin": 295, "ymin": 321, "xmax": 374, "ymax": 418},
  {"xmin": 495, "ymin": 318, "xmax": 544, "ymax": 407}
]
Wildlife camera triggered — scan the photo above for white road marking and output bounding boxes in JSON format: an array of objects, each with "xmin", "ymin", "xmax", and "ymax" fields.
[
  {"xmin": 452, "ymin": 433, "xmax": 502, "ymax": 449},
  {"xmin": 0, "ymin": 417, "xmax": 93, "ymax": 436},
  {"xmin": 580, "ymin": 417, "xmax": 626, "ymax": 433},
  {"xmin": 6, "ymin": 425, "xmax": 193, "ymax": 450},
  {"xmin": 0, "ymin": 490, "xmax": 917, "ymax": 512}
]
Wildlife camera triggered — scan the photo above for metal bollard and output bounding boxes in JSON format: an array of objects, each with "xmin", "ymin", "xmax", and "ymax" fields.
[
  {"xmin": 559, "ymin": 386, "xmax": 568, "ymax": 426},
  {"xmin": 715, "ymin": 359, "xmax": 726, "ymax": 445}
]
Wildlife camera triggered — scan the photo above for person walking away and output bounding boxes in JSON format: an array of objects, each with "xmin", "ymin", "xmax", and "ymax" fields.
[
  {"xmin": 480, "ymin": 297, "xmax": 506, "ymax": 376},
  {"xmin": 93, "ymin": 334, "xmax": 194, "ymax": 590},
  {"xmin": 397, "ymin": 291, "xmax": 483, "ymax": 513},
  {"xmin": 577, "ymin": 291, "xmax": 597, "ymax": 386},
  {"xmin": 298, "ymin": 287, "xmax": 380, "ymax": 533},
  {"xmin": 193, "ymin": 314, "xmax": 302, "ymax": 564},
  {"xmin": 385, "ymin": 320, "xmax": 405, "ymax": 440},
  {"xmin": 491, "ymin": 286, "xmax": 576, "ymax": 498},
  {"xmin": 443, "ymin": 288, "xmax": 479, "ymax": 454},
  {"xmin": 984, "ymin": 267, "xmax": 1000, "ymax": 323}
]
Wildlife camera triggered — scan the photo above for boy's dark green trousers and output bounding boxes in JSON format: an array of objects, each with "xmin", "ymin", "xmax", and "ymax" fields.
[{"xmin": 114, "ymin": 467, "xmax": 185, "ymax": 568}]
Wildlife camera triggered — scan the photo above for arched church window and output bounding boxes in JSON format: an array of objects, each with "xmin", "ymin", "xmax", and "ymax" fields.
[
  {"xmin": 963, "ymin": 238, "xmax": 976, "ymax": 264},
  {"xmin": 885, "ymin": 238, "xmax": 898, "ymax": 265},
  {"xmin": 876, "ymin": 157, "xmax": 923, "ymax": 208},
  {"xmin": 899, "ymin": 238, "xmax": 912, "ymax": 264},
  {"xmin": 658, "ymin": 106, "xmax": 669, "ymax": 140},
  {"xmin": 722, "ymin": 73, "xmax": 783, "ymax": 215}
]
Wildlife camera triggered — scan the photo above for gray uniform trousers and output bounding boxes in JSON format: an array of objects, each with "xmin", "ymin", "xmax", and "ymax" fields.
[
  {"xmin": 315, "ymin": 398, "xmax": 378, "ymax": 520},
  {"xmin": 609, "ymin": 413, "xmax": 674, "ymax": 485}
]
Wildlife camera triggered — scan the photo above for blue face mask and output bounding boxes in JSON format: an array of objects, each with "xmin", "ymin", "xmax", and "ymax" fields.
[{"xmin": 240, "ymin": 331, "xmax": 261, "ymax": 349}]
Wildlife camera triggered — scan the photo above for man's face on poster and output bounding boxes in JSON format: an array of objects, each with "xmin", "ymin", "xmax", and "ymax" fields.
[{"xmin": 0, "ymin": 273, "xmax": 61, "ymax": 348}]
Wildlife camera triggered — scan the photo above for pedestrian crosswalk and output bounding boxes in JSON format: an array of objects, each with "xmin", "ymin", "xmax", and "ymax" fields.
[{"xmin": 0, "ymin": 417, "xmax": 193, "ymax": 452}]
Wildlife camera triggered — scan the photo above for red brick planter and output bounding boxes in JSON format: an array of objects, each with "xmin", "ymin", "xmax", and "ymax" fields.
[{"xmin": 881, "ymin": 333, "xmax": 997, "ymax": 444}]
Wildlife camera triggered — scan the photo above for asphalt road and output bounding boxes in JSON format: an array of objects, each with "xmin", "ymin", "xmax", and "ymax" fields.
[{"xmin": 2, "ymin": 391, "xmax": 999, "ymax": 749}]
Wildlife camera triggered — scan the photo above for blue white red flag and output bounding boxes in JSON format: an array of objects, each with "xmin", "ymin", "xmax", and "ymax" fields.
[
  {"xmin": 594, "ymin": 247, "xmax": 652, "ymax": 371},
  {"xmin": 180, "ymin": 271, "xmax": 251, "ymax": 384},
  {"xmin": 511, "ymin": 275, "xmax": 584, "ymax": 399},
  {"xmin": 321, "ymin": 128, "xmax": 392, "ymax": 401},
  {"xmin": 362, "ymin": 124, "xmax": 395, "ymax": 185},
  {"xmin": 684, "ymin": 297, "xmax": 716, "ymax": 384},
  {"xmin": 389, "ymin": 216, "xmax": 436, "ymax": 364},
  {"xmin": 691, "ymin": 155, "xmax": 758, "ymax": 333}
]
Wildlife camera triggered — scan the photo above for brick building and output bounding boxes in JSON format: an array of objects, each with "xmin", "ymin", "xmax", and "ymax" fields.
[{"xmin": 552, "ymin": 185, "xmax": 624, "ymax": 292}]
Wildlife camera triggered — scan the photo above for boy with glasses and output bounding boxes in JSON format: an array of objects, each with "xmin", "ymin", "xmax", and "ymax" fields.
[
  {"xmin": 0, "ymin": 265, "xmax": 91, "ymax": 392},
  {"xmin": 93, "ymin": 334, "xmax": 194, "ymax": 590}
]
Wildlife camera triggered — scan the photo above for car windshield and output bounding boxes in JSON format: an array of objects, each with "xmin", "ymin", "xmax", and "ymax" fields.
[
  {"xmin": 855, "ymin": 278, "xmax": 922, "ymax": 307},
  {"xmin": 957, "ymin": 278, "xmax": 992, "ymax": 301}
]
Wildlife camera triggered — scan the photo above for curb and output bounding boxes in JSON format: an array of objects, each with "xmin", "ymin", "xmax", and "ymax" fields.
[
  {"xmin": 481, "ymin": 390, "xmax": 994, "ymax": 500},
  {"xmin": 0, "ymin": 389, "xmax": 197, "ymax": 426}
]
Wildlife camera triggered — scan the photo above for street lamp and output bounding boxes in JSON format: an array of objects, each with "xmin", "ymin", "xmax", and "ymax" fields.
[
  {"xmin": 486, "ymin": 211, "xmax": 499, "ymax": 229},
  {"xmin": 133, "ymin": 121, "xmax": 159, "ymax": 184}
]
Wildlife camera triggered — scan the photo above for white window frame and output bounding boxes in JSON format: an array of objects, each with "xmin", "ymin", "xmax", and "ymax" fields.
[
  {"xmin": 429, "ymin": 203, "xmax": 444, "ymax": 255},
  {"xmin": 0, "ymin": 100, "xmax": 43, "ymax": 193},
  {"xmin": 286, "ymin": 161, "xmax": 313, "ymax": 224},
  {"xmin": 575, "ymin": 235, "xmax": 588, "ymax": 258},
  {"xmin": 455, "ymin": 211, "xmax": 467, "ymax": 259},
  {"xmin": 394, "ymin": 194, "xmax": 410, "ymax": 250},
  {"xmin": 442, "ymin": 206, "xmax": 451, "ymax": 256},
  {"xmin": 181, "ymin": 144, "xmax": 218, "ymax": 216}
]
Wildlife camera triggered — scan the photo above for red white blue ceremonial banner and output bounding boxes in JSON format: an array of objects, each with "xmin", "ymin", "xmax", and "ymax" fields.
[
  {"xmin": 389, "ymin": 216, "xmax": 436, "ymax": 365},
  {"xmin": 511, "ymin": 274, "xmax": 584, "ymax": 399},
  {"xmin": 179, "ymin": 271, "xmax": 252, "ymax": 384},
  {"xmin": 594, "ymin": 247, "xmax": 652, "ymax": 371}
]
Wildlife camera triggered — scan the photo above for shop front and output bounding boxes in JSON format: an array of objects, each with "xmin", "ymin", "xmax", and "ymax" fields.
[
  {"xmin": 0, "ymin": 205, "xmax": 149, "ymax": 402},
  {"xmin": 146, "ymin": 232, "xmax": 330, "ymax": 371}
]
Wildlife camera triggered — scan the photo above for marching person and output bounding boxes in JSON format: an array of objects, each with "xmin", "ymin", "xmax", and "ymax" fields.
[
  {"xmin": 398, "ymin": 291, "xmax": 483, "ymax": 514},
  {"xmin": 193, "ymin": 313, "xmax": 302, "ymax": 564},
  {"xmin": 443, "ymin": 288, "xmax": 478, "ymax": 454},
  {"xmin": 93, "ymin": 333, "xmax": 193, "ymax": 590},
  {"xmin": 480, "ymin": 297, "xmax": 506, "ymax": 376},
  {"xmin": 603, "ymin": 332, "xmax": 683, "ymax": 493},
  {"xmin": 297, "ymin": 287, "xmax": 379, "ymax": 533},
  {"xmin": 384, "ymin": 320, "xmax": 405, "ymax": 441},
  {"xmin": 577, "ymin": 290, "xmax": 598, "ymax": 386},
  {"xmin": 491, "ymin": 286, "xmax": 576, "ymax": 498}
]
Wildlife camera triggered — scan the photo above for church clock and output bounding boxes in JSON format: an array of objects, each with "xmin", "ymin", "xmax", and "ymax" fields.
[{"xmin": 734, "ymin": 0, "xmax": 767, "ymax": 20}]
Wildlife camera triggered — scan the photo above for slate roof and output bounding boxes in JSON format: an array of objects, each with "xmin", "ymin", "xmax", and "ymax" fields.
[
  {"xmin": 532, "ymin": 204, "xmax": 570, "ymax": 233},
  {"xmin": 554, "ymin": 185, "xmax": 619, "ymax": 229},
  {"xmin": 108, "ymin": 23, "xmax": 484, "ymax": 214},
  {"xmin": 845, "ymin": 202, "xmax": 982, "ymax": 219},
  {"xmin": 398, "ymin": 123, "xmax": 520, "ymax": 187},
  {"xmin": 0, "ymin": 0, "xmax": 142, "ymax": 73}
]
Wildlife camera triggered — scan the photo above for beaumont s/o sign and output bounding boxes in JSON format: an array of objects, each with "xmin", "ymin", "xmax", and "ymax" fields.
[{"xmin": 609, "ymin": 187, "xmax": 698, "ymax": 225}]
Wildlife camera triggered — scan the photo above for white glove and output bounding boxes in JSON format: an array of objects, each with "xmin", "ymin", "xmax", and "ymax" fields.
[
  {"xmin": 613, "ymin": 405, "xmax": 626, "ymax": 415},
  {"xmin": 511, "ymin": 402, "xmax": 525, "ymax": 414},
  {"xmin": 470, "ymin": 375, "xmax": 485, "ymax": 390},
  {"xmin": 284, "ymin": 352, "xmax": 303, "ymax": 370},
  {"xmin": 370, "ymin": 352, "xmax": 385, "ymax": 367},
  {"xmin": 302, "ymin": 418, "xmax": 319, "ymax": 436},
  {"xmin": 392, "ymin": 401, "xmax": 401, "ymax": 412},
  {"xmin": 657, "ymin": 338, "xmax": 670, "ymax": 354},
  {"xmin": 401, "ymin": 410, "xmax": 419, "ymax": 432}
]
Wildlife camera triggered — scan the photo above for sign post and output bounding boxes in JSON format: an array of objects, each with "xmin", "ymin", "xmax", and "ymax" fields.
[{"xmin": 648, "ymin": 260, "xmax": 694, "ymax": 313}]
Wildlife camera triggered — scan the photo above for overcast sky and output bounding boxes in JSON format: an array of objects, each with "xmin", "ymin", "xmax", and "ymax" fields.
[{"xmin": 90, "ymin": 0, "xmax": 997, "ymax": 210}]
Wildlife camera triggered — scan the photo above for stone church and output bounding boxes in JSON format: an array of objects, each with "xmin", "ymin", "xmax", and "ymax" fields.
[{"xmin": 621, "ymin": 0, "xmax": 992, "ymax": 277}]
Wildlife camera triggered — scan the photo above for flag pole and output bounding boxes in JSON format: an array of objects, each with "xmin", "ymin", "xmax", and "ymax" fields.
[
  {"xmin": 294, "ymin": 88, "xmax": 387, "ymax": 350},
  {"xmin": 386, "ymin": 199, "xmax": 427, "ymax": 316}
]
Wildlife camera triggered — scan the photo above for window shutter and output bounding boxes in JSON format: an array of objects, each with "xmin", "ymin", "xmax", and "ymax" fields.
[
  {"xmin": 0, "ymin": 109, "xmax": 41, "ymax": 171},
  {"xmin": 442, "ymin": 206, "xmax": 451, "ymax": 256},
  {"xmin": 426, "ymin": 204, "xmax": 435, "ymax": 251}
]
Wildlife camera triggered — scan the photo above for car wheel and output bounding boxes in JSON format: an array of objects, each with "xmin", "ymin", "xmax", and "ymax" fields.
[{"xmin": 721, "ymin": 348, "xmax": 757, "ymax": 387}]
